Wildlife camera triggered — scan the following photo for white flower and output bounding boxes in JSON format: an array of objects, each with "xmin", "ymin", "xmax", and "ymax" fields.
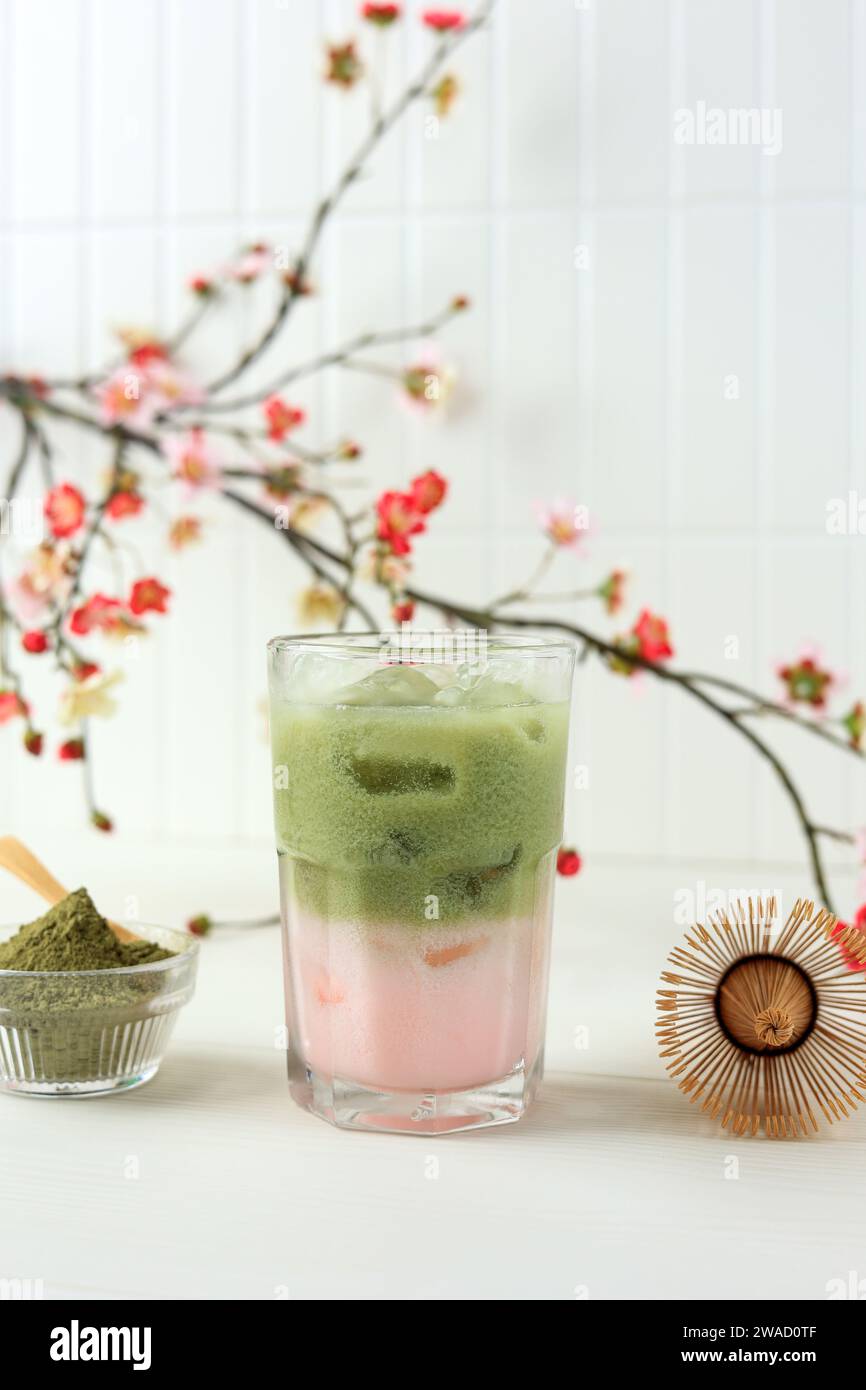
[{"xmin": 58, "ymin": 671, "xmax": 124, "ymax": 727}]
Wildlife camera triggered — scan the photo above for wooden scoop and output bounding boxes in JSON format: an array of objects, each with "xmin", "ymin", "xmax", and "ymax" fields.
[{"xmin": 0, "ymin": 835, "xmax": 140, "ymax": 943}]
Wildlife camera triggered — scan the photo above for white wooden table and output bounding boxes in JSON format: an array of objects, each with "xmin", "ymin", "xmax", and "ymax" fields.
[{"xmin": 1, "ymin": 838, "xmax": 863, "ymax": 1300}]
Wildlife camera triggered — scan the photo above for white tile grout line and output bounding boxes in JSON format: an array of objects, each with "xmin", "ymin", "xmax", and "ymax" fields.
[
  {"xmin": 78, "ymin": 0, "xmax": 94, "ymax": 378},
  {"xmin": 487, "ymin": 0, "xmax": 507, "ymax": 587},
  {"xmin": 154, "ymin": 0, "xmax": 173, "ymax": 838},
  {"xmin": 574, "ymin": 0, "xmax": 596, "ymax": 852},
  {"xmin": 0, "ymin": 0, "xmax": 19, "ymax": 818},
  {"xmin": 321, "ymin": 0, "xmax": 343, "ymax": 498},
  {"xmin": 754, "ymin": 0, "xmax": 777, "ymax": 861},
  {"xmin": 401, "ymin": 0, "xmax": 418, "ymax": 502},
  {"xmin": 663, "ymin": 0, "xmax": 683, "ymax": 861},
  {"xmin": 235, "ymin": 0, "xmax": 251, "ymax": 839},
  {"xmin": 0, "ymin": 0, "xmax": 10, "ymax": 352},
  {"xmin": 5, "ymin": 191, "xmax": 866, "ymax": 235},
  {"xmin": 845, "ymin": 0, "xmax": 864, "ymax": 844}
]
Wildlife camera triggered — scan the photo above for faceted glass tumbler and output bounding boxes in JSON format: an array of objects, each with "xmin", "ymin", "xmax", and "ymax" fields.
[{"xmin": 268, "ymin": 632, "xmax": 575, "ymax": 1135}]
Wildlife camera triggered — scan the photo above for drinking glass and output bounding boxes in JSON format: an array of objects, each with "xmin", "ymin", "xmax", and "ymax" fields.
[{"xmin": 267, "ymin": 630, "xmax": 574, "ymax": 1134}]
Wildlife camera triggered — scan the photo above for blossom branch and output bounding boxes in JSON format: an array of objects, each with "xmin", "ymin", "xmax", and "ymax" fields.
[
  {"xmin": 196, "ymin": 3, "xmax": 493, "ymax": 402},
  {"xmin": 217, "ymin": 502, "xmax": 856, "ymax": 915}
]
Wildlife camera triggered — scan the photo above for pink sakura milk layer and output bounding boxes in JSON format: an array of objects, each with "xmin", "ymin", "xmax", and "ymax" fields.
[{"xmin": 286, "ymin": 908, "xmax": 552, "ymax": 1094}]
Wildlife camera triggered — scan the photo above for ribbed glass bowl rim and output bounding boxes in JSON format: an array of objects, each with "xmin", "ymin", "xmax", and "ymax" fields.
[
  {"xmin": 0, "ymin": 921, "xmax": 199, "ymax": 980},
  {"xmin": 267, "ymin": 631, "xmax": 576, "ymax": 659}
]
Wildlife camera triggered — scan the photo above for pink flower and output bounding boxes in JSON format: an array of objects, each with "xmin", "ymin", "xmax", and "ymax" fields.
[
  {"xmin": 144, "ymin": 359, "xmax": 205, "ymax": 411},
  {"xmin": 94, "ymin": 367, "xmax": 161, "ymax": 427},
  {"xmin": 44, "ymin": 483, "xmax": 86, "ymax": 539},
  {"xmin": 422, "ymin": 10, "xmax": 466, "ymax": 31},
  {"xmin": 229, "ymin": 244, "xmax": 272, "ymax": 284},
  {"xmin": 401, "ymin": 352, "xmax": 454, "ymax": 411},
  {"xmin": 0, "ymin": 691, "xmax": 27, "ymax": 724},
  {"xmin": 164, "ymin": 429, "xmax": 221, "ymax": 489},
  {"xmin": 535, "ymin": 499, "xmax": 589, "ymax": 549},
  {"xmin": 168, "ymin": 516, "xmax": 203, "ymax": 551},
  {"xmin": 12, "ymin": 543, "xmax": 74, "ymax": 623}
]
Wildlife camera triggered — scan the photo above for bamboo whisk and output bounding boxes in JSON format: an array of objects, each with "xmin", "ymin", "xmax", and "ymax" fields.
[{"xmin": 656, "ymin": 897, "xmax": 866, "ymax": 1138}]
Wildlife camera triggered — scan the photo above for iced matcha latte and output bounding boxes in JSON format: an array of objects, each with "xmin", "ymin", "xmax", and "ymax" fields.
[{"xmin": 268, "ymin": 633, "xmax": 575, "ymax": 1134}]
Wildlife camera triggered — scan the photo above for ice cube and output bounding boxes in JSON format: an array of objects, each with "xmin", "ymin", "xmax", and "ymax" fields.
[
  {"xmin": 336, "ymin": 664, "xmax": 440, "ymax": 707},
  {"xmin": 432, "ymin": 684, "xmax": 467, "ymax": 707},
  {"xmin": 348, "ymin": 756, "xmax": 455, "ymax": 795},
  {"xmin": 461, "ymin": 672, "xmax": 535, "ymax": 708}
]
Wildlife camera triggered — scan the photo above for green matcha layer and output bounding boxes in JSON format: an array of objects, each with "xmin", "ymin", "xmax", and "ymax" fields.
[{"xmin": 271, "ymin": 694, "xmax": 569, "ymax": 926}]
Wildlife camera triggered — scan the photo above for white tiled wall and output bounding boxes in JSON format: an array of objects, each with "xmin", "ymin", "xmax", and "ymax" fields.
[{"xmin": 1, "ymin": 0, "xmax": 864, "ymax": 874}]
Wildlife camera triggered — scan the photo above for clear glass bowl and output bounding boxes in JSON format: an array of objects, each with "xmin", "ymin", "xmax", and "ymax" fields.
[{"xmin": 0, "ymin": 923, "xmax": 199, "ymax": 1097}]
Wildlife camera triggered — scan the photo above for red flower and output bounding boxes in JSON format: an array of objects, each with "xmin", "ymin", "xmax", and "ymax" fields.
[
  {"xmin": 451, "ymin": 293, "xmax": 470, "ymax": 311},
  {"xmin": 69, "ymin": 594, "xmax": 123, "ymax": 637},
  {"xmin": 263, "ymin": 395, "xmax": 306, "ymax": 442},
  {"xmin": 44, "ymin": 483, "xmax": 86, "ymax": 539},
  {"xmin": 91, "ymin": 810, "xmax": 113, "ymax": 833},
  {"xmin": 842, "ymin": 701, "xmax": 865, "ymax": 749},
  {"xmin": 187, "ymin": 914, "xmax": 213, "ymax": 937},
  {"xmin": 361, "ymin": 2, "xmax": 401, "ymax": 24},
  {"xmin": 778, "ymin": 652, "xmax": 834, "ymax": 710},
  {"xmin": 0, "ymin": 691, "xmax": 27, "ymax": 724},
  {"xmin": 392, "ymin": 600, "xmax": 415, "ymax": 623},
  {"xmin": 337, "ymin": 439, "xmax": 362, "ymax": 461},
  {"xmin": 129, "ymin": 577, "xmax": 170, "ymax": 616},
  {"xmin": 106, "ymin": 490, "xmax": 145, "ymax": 521},
  {"xmin": 73, "ymin": 661, "xmax": 101, "ymax": 682},
  {"xmin": 325, "ymin": 41, "xmax": 363, "ymax": 87},
  {"xmin": 632, "ymin": 610, "xmax": 674, "ymax": 663},
  {"xmin": 128, "ymin": 341, "xmax": 167, "ymax": 368},
  {"xmin": 598, "ymin": 569, "xmax": 627, "ymax": 616},
  {"xmin": 189, "ymin": 274, "xmax": 215, "ymax": 297},
  {"xmin": 21, "ymin": 630, "xmax": 49, "ymax": 654},
  {"xmin": 376, "ymin": 491, "xmax": 425, "ymax": 556},
  {"xmin": 422, "ymin": 9, "xmax": 466, "ymax": 31},
  {"xmin": 23, "ymin": 729, "xmax": 43, "ymax": 757},
  {"xmin": 410, "ymin": 469, "xmax": 447, "ymax": 514},
  {"xmin": 557, "ymin": 847, "xmax": 582, "ymax": 877},
  {"xmin": 59, "ymin": 737, "xmax": 85, "ymax": 761},
  {"xmin": 830, "ymin": 911, "xmax": 866, "ymax": 971},
  {"xmin": 281, "ymin": 266, "xmax": 314, "ymax": 296}
]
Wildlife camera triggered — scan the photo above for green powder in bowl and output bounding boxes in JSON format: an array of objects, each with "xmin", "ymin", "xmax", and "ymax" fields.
[{"xmin": 0, "ymin": 890, "xmax": 199, "ymax": 1098}]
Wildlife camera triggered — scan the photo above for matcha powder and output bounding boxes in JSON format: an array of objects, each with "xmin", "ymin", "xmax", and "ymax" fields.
[
  {"xmin": 0, "ymin": 890, "xmax": 182, "ymax": 1091},
  {"xmin": 0, "ymin": 889, "xmax": 173, "ymax": 972}
]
